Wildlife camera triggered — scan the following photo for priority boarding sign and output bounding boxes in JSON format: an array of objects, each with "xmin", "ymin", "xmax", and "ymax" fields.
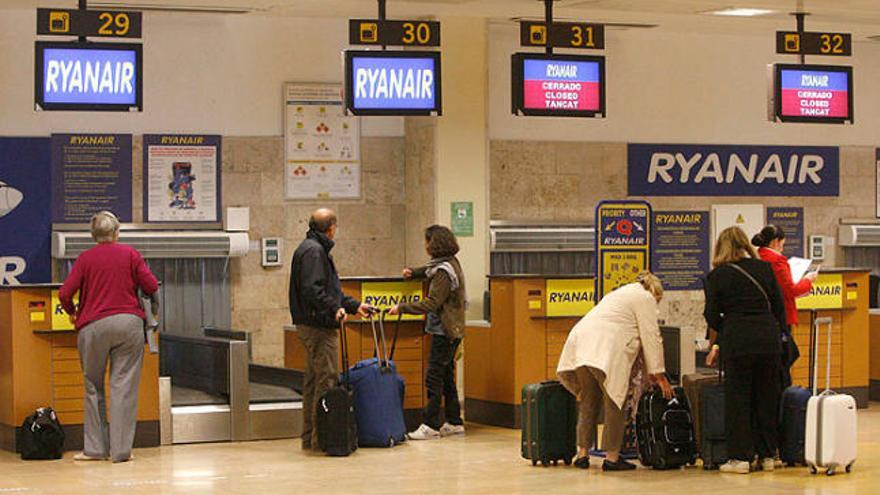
[{"xmin": 596, "ymin": 201, "xmax": 652, "ymax": 299}]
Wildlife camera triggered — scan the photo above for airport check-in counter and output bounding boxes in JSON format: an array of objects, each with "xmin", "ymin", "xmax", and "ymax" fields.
[
  {"xmin": 870, "ymin": 308, "xmax": 880, "ymax": 401},
  {"xmin": 793, "ymin": 268, "xmax": 871, "ymax": 406},
  {"xmin": 0, "ymin": 283, "xmax": 159, "ymax": 452},
  {"xmin": 284, "ymin": 276, "xmax": 431, "ymax": 428}
]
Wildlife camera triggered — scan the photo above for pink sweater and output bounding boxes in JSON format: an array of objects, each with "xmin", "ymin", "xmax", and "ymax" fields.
[{"xmin": 59, "ymin": 243, "xmax": 159, "ymax": 331}]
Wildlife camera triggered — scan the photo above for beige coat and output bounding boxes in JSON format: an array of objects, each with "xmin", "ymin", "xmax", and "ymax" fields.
[{"xmin": 556, "ymin": 283, "xmax": 665, "ymax": 410}]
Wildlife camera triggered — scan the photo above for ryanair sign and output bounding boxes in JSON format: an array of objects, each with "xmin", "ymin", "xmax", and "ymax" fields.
[
  {"xmin": 361, "ymin": 281, "xmax": 424, "ymax": 321},
  {"xmin": 796, "ymin": 273, "xmax": 843, "ymax": 310},
  {"xmin": 627, "ymin": 144, "xmax": 839, "ymax": 197},
  {"xmin": 546, "ymin": 279, "xmax": 596, "ymax": 317}
]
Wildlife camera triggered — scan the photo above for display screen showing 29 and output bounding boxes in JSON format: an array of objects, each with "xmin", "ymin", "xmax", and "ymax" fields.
[{"xmin": 523, "ymin": 59, "xmax": 600, "ymax": 111}]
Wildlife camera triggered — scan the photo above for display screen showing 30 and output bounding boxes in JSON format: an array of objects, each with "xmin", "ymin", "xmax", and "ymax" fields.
[
  {"xmin": 522, "ymin": 58, "xmax": 601, "ymax": 112},
  {"xmin": 778, "ymin": 67, "xmax": 851, "ymax": 120}
]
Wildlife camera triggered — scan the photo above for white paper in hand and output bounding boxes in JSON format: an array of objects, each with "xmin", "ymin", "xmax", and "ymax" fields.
[{"xmin": 788, "ymin": 257, "xmax": 813, "ymax": 283}]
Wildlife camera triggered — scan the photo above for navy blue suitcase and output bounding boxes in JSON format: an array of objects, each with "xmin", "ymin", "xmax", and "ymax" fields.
[
  {"xmin": 347, "ymin": 312, "xmax": 407, "ymax": 447},
  {"xmin": 779, "ymin": 385, "xmax": 810, "ymax": 466}
]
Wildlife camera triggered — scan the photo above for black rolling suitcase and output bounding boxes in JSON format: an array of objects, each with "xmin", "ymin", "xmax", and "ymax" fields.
[
  {"xmin": 521, "ymin": 381, "xmax": 577, "ymax": 466},
  {"xmin": 699, "ymin": 381, "xmax": 727, "ymax": 469},
  {"xmin": 636, "ymin": 385, "xmax": 697, "ymax": 470},
  {"xmin": 316, "ymin": 321, "xmax": 358, "ymax": 457}
]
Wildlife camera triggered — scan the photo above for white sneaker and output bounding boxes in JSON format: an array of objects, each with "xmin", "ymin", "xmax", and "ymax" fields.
[
  {"xmin": 439, "ymin": 423, "xmax": 465, "ymax": 437},
  {"xmin": 761, "ymin": 458, "xmax": 775, "ymax": 472},
  {"xmin": 719, "ymin": 460, "xmax": 751, "ymax": 474},
  {"xmin": 73, "ymin": 452, "xmax": 106, "ymax": 461},
  {"xmin": 407, "ymin": 424, "xmax": 441, "ymax": 440}
]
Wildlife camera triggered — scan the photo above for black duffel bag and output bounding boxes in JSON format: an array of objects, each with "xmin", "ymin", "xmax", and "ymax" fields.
[{"xmin": 19, "ymin": 407, "xmax": 65, "ymax": 460}]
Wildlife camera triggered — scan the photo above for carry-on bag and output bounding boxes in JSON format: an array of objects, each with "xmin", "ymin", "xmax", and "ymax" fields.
[
  {"xmin": 681, "ymin": 371, "xmax": 717, "ymax": 447},
  {"xmin": 348, "ymin": 311, "xmax": 407, "ymax": 447},
  {"xmin": 19, "ymin": 407, "xmax": 65, "ymax": 460},
  {"xmin": 779, "ymin": 385, "xmax": 811, "ymax": 466},
  {"xmin": 521, "ymin": 381, "xmax": 577, "ymax": 466},
  {"xmin": 316, "ymin": 320, "xmax": 358, "ymax": 457},
  {"xmin": 805, "ymin": 317, "xmax": 857, "ymax": 476},
  {"xmin": 636, "ymin": 385, "xmax": 697, "ymax": 470}
]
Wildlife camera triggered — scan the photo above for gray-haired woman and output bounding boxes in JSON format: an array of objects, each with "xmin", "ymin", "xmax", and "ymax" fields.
[{"xmin": 59, "ymin": 211, "xmax": 159, "ymax": 463}]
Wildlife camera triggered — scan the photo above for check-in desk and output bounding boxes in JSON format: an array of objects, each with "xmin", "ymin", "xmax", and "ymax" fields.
[
  {"xmin": 791, "ymin": 269, "xmax": 870, "ymax": 407},
  {"xmin": 464, "ymin": 274, "xmax": 595, "ymax": 428},
  {"xmin": 870, "ymin": 309, "xmax": 880, "ymax": 401},
  {"xmin": 0, "ymin": 284, "xmax": 159, "ymax": 452},
  {"xmin": 284, "ymin": 276, "xmax": 430, "ymax": 428}
]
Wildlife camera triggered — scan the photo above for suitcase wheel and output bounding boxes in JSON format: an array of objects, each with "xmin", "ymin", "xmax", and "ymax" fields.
[
  {"xmin": 563, "ymin": 458, "xmax": 572, "ymax": 466},
  {"xmin": 552, "ymin": 460, "xmax": 558, "ymax": 466},
  {"xmin": 846, "ymin": 463, "xmax": 853, "ymax": 473},
  {"xmin": 826, "ymin": 468, "xmax": 835, "ymax": 476},
  {"xmin": 531, "ymin": 459, "xmax": 537, "ymax": 466},
  {"xmin": 809, "ymin": 465, "xmax": 817, "ymax": 475}
]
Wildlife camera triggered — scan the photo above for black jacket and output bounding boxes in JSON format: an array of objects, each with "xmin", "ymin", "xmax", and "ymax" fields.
[
  {"xmin": 703, "ymin": 258, "xmax": 787, "ymax": 358},
  {"xmin": 288, "ymin": 230, "xmax": 360, "ymax": 329}
]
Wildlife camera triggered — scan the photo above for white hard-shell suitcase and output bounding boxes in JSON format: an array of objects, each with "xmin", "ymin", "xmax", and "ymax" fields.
[{"xmin": 804, "ymin": 317, "xmax": 857, "ymax": 476}]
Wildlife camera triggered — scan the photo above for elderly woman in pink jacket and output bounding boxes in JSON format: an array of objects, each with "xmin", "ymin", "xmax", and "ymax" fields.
[{"xmin": 557, "ymin": 272, "xmax": 672, "ymax": 471}]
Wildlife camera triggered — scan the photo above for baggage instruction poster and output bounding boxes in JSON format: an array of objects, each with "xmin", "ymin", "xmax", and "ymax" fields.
[
  {"xmin": 284, "ymin": 83, "xmax": 361, "ymax": 200},
  {"xmin": 144, "ymin": 134, "xmax": 221, "ymax": 223},
  {"xmin": 596, "ymin": 201, "xmax": 652, "ymax": 299}
]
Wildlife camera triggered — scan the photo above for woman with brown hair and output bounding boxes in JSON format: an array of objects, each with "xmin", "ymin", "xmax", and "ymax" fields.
[
  {"xmin": 389, "ymin": 225, "xmax": 467, "ymax": 440},
  {"xmin": 703, "ymin": 226, "xmax": 787, "ymax": 474}
]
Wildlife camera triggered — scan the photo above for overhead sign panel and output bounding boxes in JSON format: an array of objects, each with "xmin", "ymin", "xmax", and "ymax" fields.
[
  {"xmin": 349, "ymin": 19, "xmax": 440, "ymax": 47},
  {"xmin": 775, "ymin": 31, "xmax": 851, "ymax": 56},
  {"xmin": 35, "ymin": 41, "xmax": 143, "ymax": 111},
  {"xmin": 519, "ymin": 21, "xmax": 605, "ymax": 49},
  {"xmin": 37, "ymin": 8, "xmax": 142, "ymax": 38},
  {"xmin": 344, "ymin": 50, "xmax": 441, "ymax": 116}
]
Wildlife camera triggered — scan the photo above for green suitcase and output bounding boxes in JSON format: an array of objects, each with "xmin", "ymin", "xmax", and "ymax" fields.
[{"xmin": 521, "ymin": 381, "xmax": 577, "ymax": 466}]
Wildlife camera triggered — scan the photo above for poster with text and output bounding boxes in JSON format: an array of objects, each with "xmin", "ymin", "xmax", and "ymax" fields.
[
  {"xmin": 766, "ymin": 207, "xmax": 804, "ymax": 258},
  {"xmin": 651, "ymin": 211, "xmax": 709, "ymax": 291},
  {"xmin": 144, "ymin": 134, "xmax": 221, "ymax": 223},
  {"xmin": 0, "ymin": 138, "xmax": 51, "ymax": 285},
  {"xmin": 51, "ymin": 133, "xmax": 132, "ymax": 223},
  {"xmin": 596, "ymin": 201, "xmax": 652, "ymax": 299},
  {"xmin": 284, "ymin": 83, "xmax": 361, "ymax": 200}
]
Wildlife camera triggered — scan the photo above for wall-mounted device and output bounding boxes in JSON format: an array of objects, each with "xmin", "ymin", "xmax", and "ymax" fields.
[
  {"xmin": 261, "ymin": 237, "xmax": 282, "ymax": 267},
  {"xmin": 809, "ymin": 235, "xmax": 826, "ymax": 261}
]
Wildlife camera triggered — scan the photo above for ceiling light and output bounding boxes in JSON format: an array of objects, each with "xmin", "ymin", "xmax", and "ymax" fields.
[{"xmin": 703, "ymin": 7, "xmax": 776, "ymax": 17}]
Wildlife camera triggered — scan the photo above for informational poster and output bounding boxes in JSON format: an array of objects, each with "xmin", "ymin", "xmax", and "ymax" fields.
[
  {"xmin": 451, "ymin": 201, "xmax": 473, "ymax": 237},
  {"xmin": 0, "ymin": 137, "xmax": 51, "ymax": 285},
  {"xmin": 767, "ymin": 207, "xmax": 804, "ymax": 258},
  {"xmin": 712, "ymin": 204, "xmax": 764, "ymax": 250},
  {"xmin": 284, "ymin": 83, "xmax": 361, "ymax": 200},
  {"xmin": 627, "ymin": 144, "xmax": 839, "ymax": 197},
  {"xmin": 546, "ymin": 279, "xmax": 595, "ymax": 317},
  {"xmin": 596, "ymin": 201, "xmax": 652, "ymax": 299},
  {"xmin": 51, "ymin": 133, "xmax": 132, "ymax": 222},
  {"xmin": 143, "ymin": 134, "xmax": 221, "ymax": 223},
  {"xmin": 651, "ymin": 211, "xmax": 710, "ymax": 291},
  {"xmin": 360, "ymin": 281, "xmax": 424, "ymax": 321}
]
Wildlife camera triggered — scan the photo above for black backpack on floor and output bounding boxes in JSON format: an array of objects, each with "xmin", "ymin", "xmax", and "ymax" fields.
[{"xmin": 19, "ymin": 407, "xmax": 65, "ymax": 460}]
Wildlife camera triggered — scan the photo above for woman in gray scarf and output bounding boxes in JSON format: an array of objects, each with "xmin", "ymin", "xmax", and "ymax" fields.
[{"xmin": 390, "ymin": 225, "xmax": 467, "ymax": 440}]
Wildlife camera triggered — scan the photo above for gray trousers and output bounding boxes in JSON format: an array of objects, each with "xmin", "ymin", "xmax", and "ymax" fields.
[
  {"xmin": 77, "ymin": 313, "xmax": 144, "ymax": 462},
  {"xmin": 297, "ymin": 325, "xmax": 339, "ymax": 450}
]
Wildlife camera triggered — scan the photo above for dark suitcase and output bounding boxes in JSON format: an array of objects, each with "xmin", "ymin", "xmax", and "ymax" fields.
[
  {"xmin": 521, "ymin": 381, "xmax": 577, "ymax": 466},
  {"xmin": 18, "ymin": 407, "xmax": 65, "ymax": 460},
  {"xmin": 779, "ymin": 385, "xmax": 810, "ymax": 466},
  {"xmin": 348, "ymin": 312, "xmax": 407, "ymax": 447},
  {"xmin": 682, "ymin": 372, "xmax": 717, "ymax": 447},
  {"xmin": 636, "ymin": 385, "xmax": 698, "ymax": 470},
  {"xmin": 700, "ymin": 382, "xmax": 727, "ymax": 470},
  {"xmin": 316, "ymin": 322, "xmax": 358, "ymax": 457}
]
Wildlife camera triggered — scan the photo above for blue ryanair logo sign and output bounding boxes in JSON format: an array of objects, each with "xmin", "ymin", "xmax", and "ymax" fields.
[{"xmin": 627, "ymin": 144, "xmax": 839, "ymax": 197}]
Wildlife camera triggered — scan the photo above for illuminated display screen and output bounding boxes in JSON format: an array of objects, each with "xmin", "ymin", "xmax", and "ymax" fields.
[
  {"xmin": 774, "ymin": 64, "xmax": 852, "ymax": 124},
  {"xmin": 345, "ymin": 50, "xmax": 441, "ymax": 116},
  {"xmin": 512, "ymin": 53, "xmax": 605, "ymax": 118}
]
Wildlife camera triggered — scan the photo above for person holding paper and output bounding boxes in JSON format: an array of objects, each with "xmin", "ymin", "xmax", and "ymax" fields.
[{"xmin": 751, "ymin": 225, "xmax": 816, "ymax": 387}]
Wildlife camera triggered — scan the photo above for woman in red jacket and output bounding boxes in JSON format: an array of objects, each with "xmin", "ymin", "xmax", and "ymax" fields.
[{"xmin": 752, "ymin": 225, "xmax": 816, "ymax": 387}]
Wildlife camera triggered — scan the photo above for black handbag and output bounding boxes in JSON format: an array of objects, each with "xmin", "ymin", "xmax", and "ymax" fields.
[{"xmin": 18, "ymin": 408, "xmax": 65, "ymax": 460}]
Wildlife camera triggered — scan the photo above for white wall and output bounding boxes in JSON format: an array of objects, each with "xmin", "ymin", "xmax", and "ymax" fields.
[
  {"xmin": 488, "ymin": 22, "xmax": 880, "ymax": 146},
  {"xmin": 0, "ymin": 9, "xmax": 403, "ymax": 137}
]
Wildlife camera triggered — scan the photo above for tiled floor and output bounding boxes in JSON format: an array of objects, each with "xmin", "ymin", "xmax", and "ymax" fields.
[{"xmin": 1, "ymin": 407, "xmax": 878, "ymax": 494}]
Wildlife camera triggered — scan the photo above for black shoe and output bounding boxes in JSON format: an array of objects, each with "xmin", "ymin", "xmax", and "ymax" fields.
[
  {"xmin": 574, "ymin": 456, "xmax": 590, "ymax": 469},
  {"xmin": 602, "ymin": 459, "xmax": 637, "ymax": 471}
]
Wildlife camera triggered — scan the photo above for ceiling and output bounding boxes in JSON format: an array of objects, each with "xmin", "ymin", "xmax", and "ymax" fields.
[{"xmin": 6, "ymin": 1, "xmax": 880, "ymax": 37}]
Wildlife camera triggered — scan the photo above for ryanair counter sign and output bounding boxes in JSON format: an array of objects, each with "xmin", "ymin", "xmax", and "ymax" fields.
[
  {"xmin": 627, "ymin": 144, "xmax": 839, "ymax": 197},
  {"xmin": 546, "ymin": 279, "xmax": 596, "ymax": 317},
  {"xmin": 361, "ymin": 281, "xmax": 424, "ymax": 321}
]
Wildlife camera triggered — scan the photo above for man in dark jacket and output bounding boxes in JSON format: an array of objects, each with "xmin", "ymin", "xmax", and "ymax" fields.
[{"xmin": 289, "ymin": 208, "xmax": 368, "ymax": 452}]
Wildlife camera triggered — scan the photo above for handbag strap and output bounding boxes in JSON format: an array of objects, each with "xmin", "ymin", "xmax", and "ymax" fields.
[{"xmin": 728, "ymin": 263, "xmax": 772, "ymax": 312}]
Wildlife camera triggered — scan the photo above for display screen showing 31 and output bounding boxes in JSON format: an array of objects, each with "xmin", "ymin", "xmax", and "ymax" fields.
[
  {"xmin": 779, "ymin": 68, "xmax": 850, "ymax": 119},
  {"xmin": 522, "ymin": 58, "xmax": 601, "ymax": 111}
]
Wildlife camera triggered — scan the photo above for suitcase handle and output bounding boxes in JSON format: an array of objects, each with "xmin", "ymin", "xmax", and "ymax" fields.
[
  {"xmin": 340, "ymin": 319, "xmax": 351, "ymax": 388},
  {"xmin": 812, "ymin": 316, "xmax": 834, "ymax": 395}
]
